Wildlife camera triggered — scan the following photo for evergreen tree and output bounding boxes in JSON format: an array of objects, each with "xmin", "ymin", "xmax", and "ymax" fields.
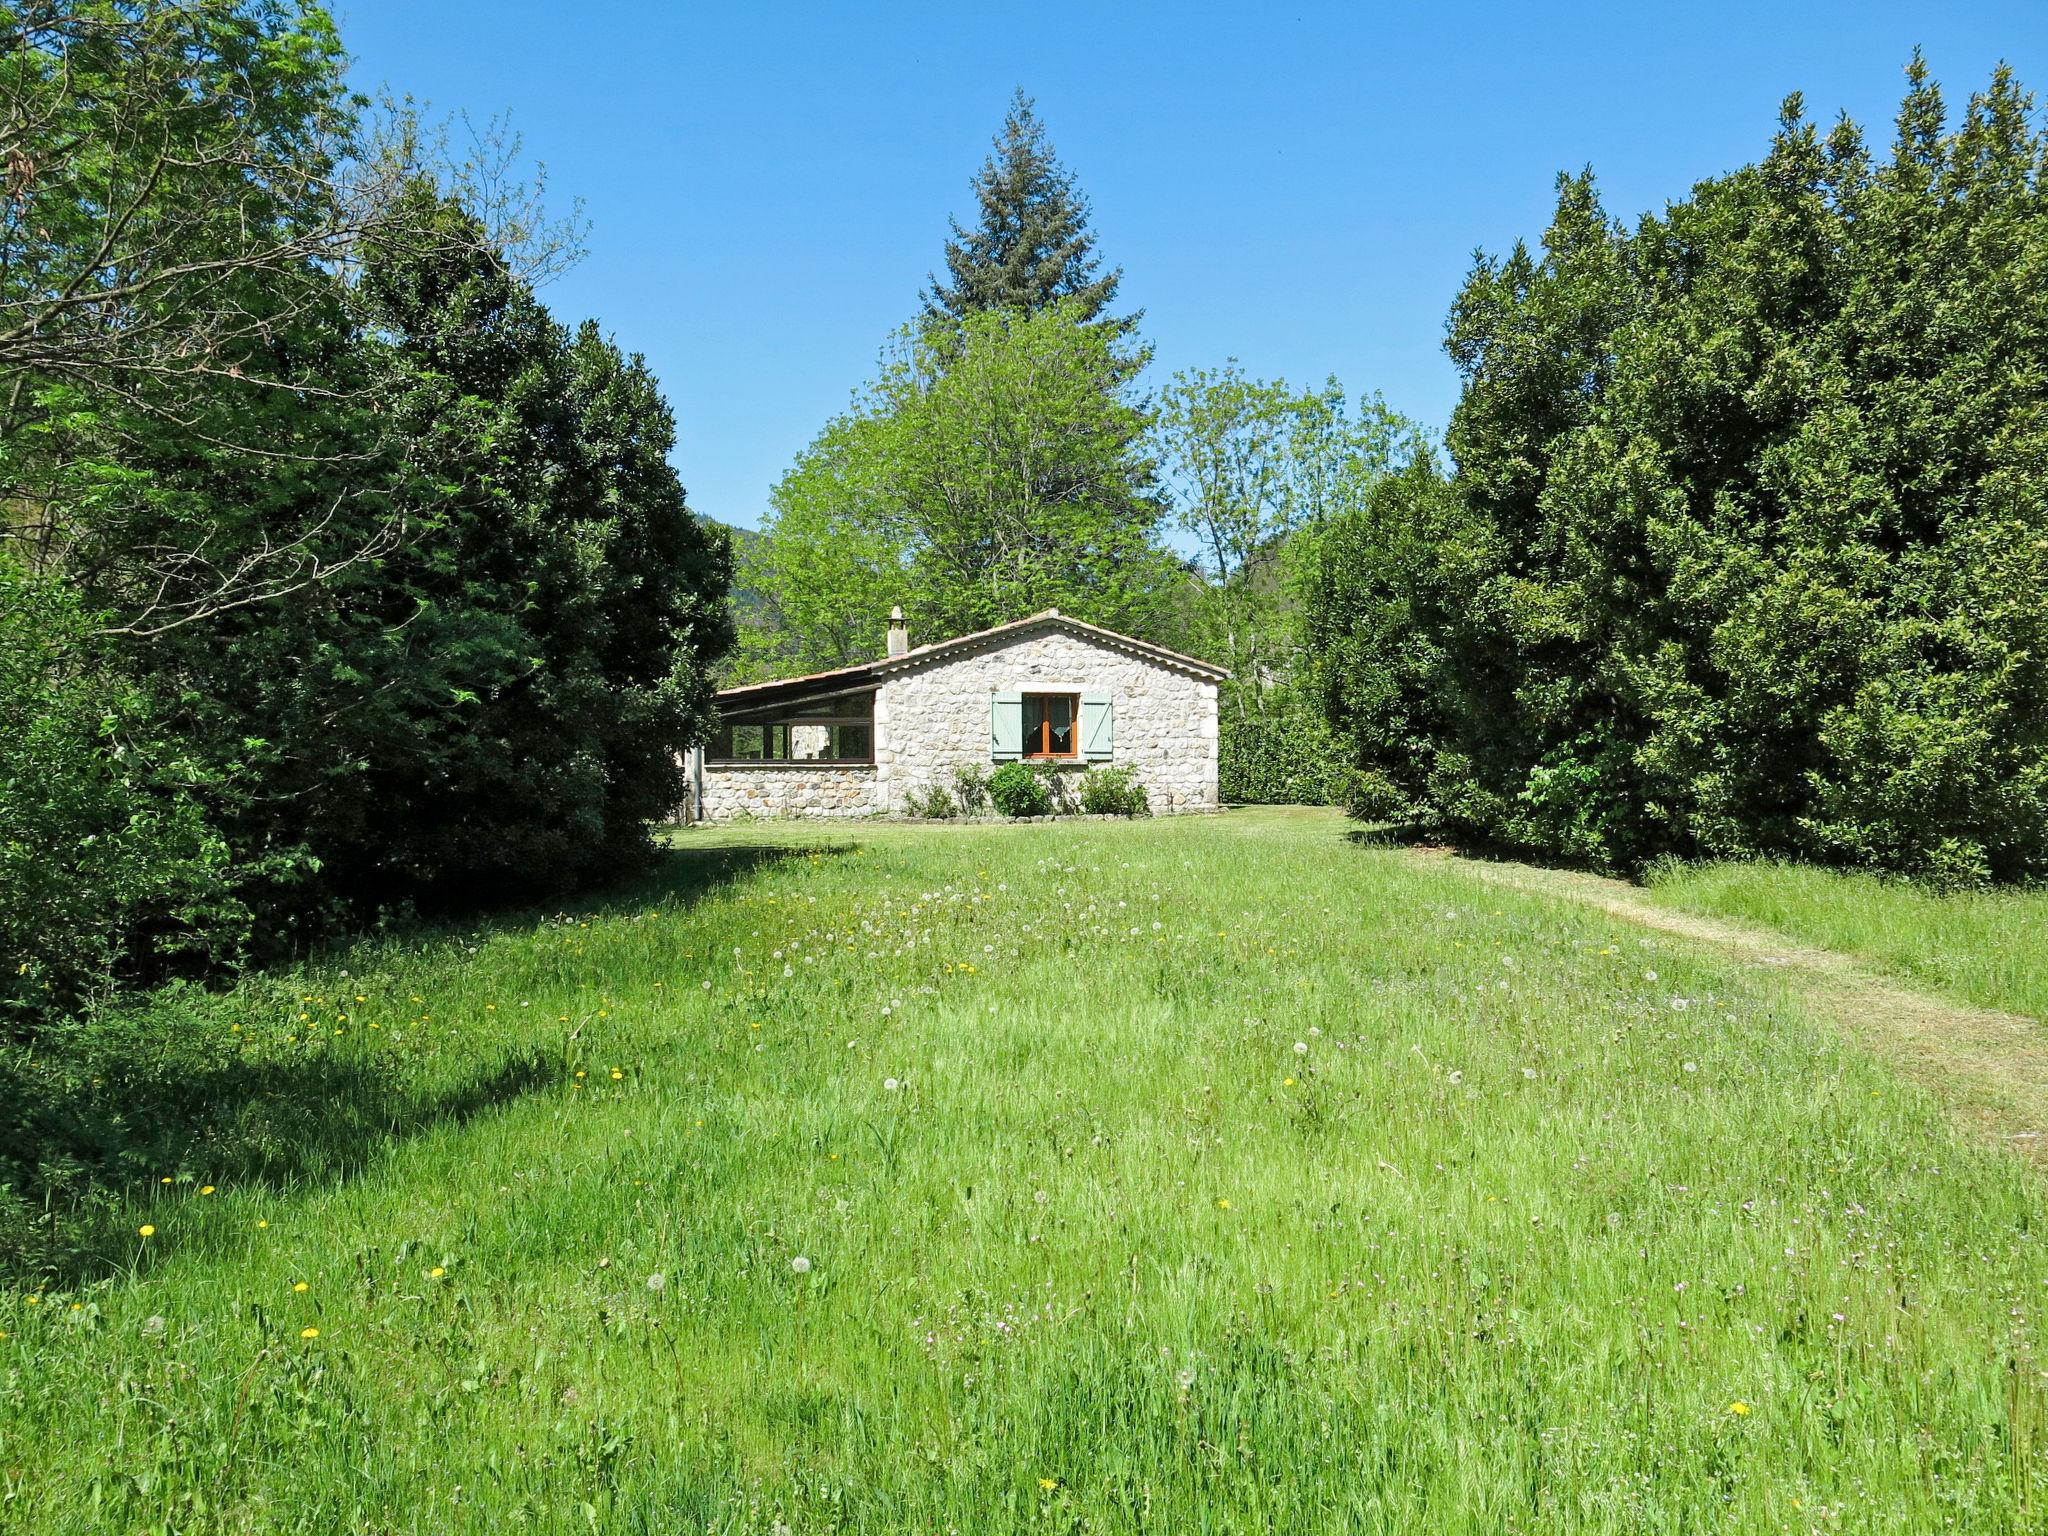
[
  {"xmin": 924, "ymin": 90, "xmax": 1128, "ymax": 327},
  {"xmin": 1309, "ymin": 60, "xmax": 2048, "ymax": 884},
  {"xmin": 741, "ymin": 302, "xmax": 1165, "ymax": 678}
]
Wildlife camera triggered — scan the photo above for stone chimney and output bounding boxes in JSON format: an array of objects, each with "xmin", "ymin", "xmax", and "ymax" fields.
[{"xmin": 886, "ymin": 604, "xmax": 909, "ymax": 657}]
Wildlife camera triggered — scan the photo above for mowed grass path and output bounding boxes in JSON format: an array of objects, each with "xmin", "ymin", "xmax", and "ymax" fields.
[
  {"xmin": 5, "ymin": 809, "xmax": 2046, "ymax": 1532},
  {"xmin": 1648, "ymin": 859, "xmax": 2048, "ymax": 1026}
]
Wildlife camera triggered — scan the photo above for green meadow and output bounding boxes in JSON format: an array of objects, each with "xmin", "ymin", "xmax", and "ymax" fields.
[
  {"xmin": 1647, "ymin": 858, "xmax": 2048, "ymax": 1026},
  {"xmin": 4, "ymin": 809, "xmax": 2045, "ymax": 1533}
]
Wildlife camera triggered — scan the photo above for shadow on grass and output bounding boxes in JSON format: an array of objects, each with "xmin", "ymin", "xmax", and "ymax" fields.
[
  {"xmin": 1342, "ymin": 821, "xmax": 1439, "ymax": 851},
  {"xmin": 3, "ymin": 840, "xmax": 839, "ymax": 1286},
  {"xmin": 1343, "ymin": 821, "xmax": 1636, "ymax": 880}
]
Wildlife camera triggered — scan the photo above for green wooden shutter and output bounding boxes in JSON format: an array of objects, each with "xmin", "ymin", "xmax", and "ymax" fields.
[
  {"xmin": 990, "ymin": 690, "xmax": 1024, "ymax": 760},
  {"xmin": 1080, "ymin": 693, "xmax": 1113, "ymax": 762}
]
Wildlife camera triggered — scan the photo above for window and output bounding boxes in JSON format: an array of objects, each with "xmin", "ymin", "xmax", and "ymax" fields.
[
  {"xmin": 1022, "ymin": 693, "xmax": 1078, "ymax": 758},
  {"xmin": 709, "ymin": 692, "xmax": 874, "ymax": 763}
]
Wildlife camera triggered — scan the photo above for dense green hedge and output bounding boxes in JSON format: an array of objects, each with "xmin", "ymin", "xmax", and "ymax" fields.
[
  {"xmin": 1218, "ymin": 705, "xmax": 1354, "ymax": 806},
  {"xmin": 1309, "ymin": 64, "xmax": 2048, "ymax": 883}
]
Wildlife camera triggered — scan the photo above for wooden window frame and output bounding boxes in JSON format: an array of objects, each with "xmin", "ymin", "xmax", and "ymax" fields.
[
  {"xmin": 708, "ymin": 693, "xmax": 875, "ymax": 766},
  {"xmin": 1022, "ymin": 692, "xmax": 1080, "ymax": 760}
]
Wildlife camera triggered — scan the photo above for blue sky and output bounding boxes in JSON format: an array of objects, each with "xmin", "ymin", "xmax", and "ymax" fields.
[{"xmin": 336, "ymin": 1, "xmax": 2045, "ymax": 531}]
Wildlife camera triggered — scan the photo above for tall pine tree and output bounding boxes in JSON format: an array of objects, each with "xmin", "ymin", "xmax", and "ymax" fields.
[{"xmin": 924, "ymin": 90, "xmax": 1129, "ymax": 327}]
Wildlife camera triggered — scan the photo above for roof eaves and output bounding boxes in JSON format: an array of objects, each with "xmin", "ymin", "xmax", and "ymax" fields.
[{"xmin": 716, "ymin": 610, "xmax": 1229, "ymax": 698}]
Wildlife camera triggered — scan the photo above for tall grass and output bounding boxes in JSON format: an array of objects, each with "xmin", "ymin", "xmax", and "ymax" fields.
[
  {"xmin": 3, "ymin": 810, "xmax": 2044, "ymax": 1532},
  {"xmin": 1648, "ymin": 858, "xmax": 2048, "ymax": 1024}
]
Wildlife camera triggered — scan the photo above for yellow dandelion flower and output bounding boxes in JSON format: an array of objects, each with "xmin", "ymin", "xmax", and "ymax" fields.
[
  {"xmin": 292, "ymin": 1281, "xmax": 308, "ymax": 1293},
  {"xmin": 430, "ymin": 1266, "xmax": 445, "ymax": 1279},
  {"xmin": 257, "ymin": 1220, "xmax": 269, "ymax": 1229},
  {"xmin": 1216, "ymin": 1198, "xmax": 1231, "ymax": 1210},
  {"xmin": 138, "ymin": 1224, "xmax": 155, "ymax": 1237},
  {"xmin": 610, "ymin": 1069, "xmax": 624, "ymax": 1080},
  {"xmin": 1728, "ymin": 1400, "xmax": 1751, "ymax": 1416},
  {"xmin": 200, "ymin": 1185, "xmax": 216, "ymax": 1196},
  {"xmin": 1283, "ymin": 1077, "xmax": 1295, "ymax": 1087},
  {"xmin": 300, "ymin": 1327, "xmax": 319, "ymax": 1339},
  {"xmin": 1038, "ymin": 1477, "xmax": 1059, "ymax": 1491}
]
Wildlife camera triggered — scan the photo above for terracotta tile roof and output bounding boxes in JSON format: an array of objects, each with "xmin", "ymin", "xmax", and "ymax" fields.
[{"xmin": 717, "ymin": 609, "xmax": 1229, "ymax": 706}]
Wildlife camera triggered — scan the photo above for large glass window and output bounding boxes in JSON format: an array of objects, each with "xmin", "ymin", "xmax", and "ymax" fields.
[
  {"xmin": 709, "ymin": 693, "xmax": 874, "ymax": 763},
  {"xmin": 1023, "ymin": 693, "xmax": 1077, "ymax": 758}
]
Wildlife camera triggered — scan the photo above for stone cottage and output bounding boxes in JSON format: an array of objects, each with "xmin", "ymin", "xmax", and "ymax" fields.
[{"xmin": 683, "ymin": 609, "xmax": 1226, "ymax": 820}]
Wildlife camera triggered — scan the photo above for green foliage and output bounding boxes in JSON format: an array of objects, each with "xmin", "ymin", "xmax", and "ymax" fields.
[
  {"xmin": 1153, "ymin": 366, "xmax": 1422, "ymax": 802},
  {"xmin": 741, "ymin": 302, "xmax": 1164, "ymax": 678},
  {"xmin": 951, "ymin": 761, "xmax": 990, "ymax": 815},
  {"xmin": 296, "ymin": 184, "xmax": 734, "ymax": 905},
  {"xmin": 1077, "ymin": 764, "xmax": 1148, "ymax": 815},
  {"xmin": 0, "ymin": 5, "xmax": 734, "ymax": 1013},
  {"xmin": 0, "ymin": 569, "xmax": 247, "ymax": 1026},
  {"xmin": 1217, "ymin": 704, "xmax": 1356, "ymax": 807},
  {"xmin": 905, "ymin": 783, "xmax": 957, "ymax": 819},
  {"xmin": 1311, "ymin": 62, "xmax": 2048, "ymax": 879},
  {"xmin": 986, "ymin": 760, "xmax": 1054, "ymax": 817},
  {"xmin": 924, "ymin": 90, "xmax": 1126, "ymax": 329},
  {"xmin": 0, "ymin": 0, "xmax": 361, "ymax": 407}
]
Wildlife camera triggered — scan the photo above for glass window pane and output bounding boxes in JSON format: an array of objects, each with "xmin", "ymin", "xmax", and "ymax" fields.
[
  {"xmin": 732, "ymin": 725, "xmax": 764, "ymax": 758},
  {"xmin": 1048, "ymin": 695, "xmax": 1074, "ymax": 754},
  {"xmin": 837, "ymin": 723, "xmax": 871, "ymax": 760}
]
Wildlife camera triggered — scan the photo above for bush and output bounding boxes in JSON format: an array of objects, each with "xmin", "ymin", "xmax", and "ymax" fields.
[
  {"xmin": 1079, "ymin": 766, "xmax": 1149, "ymax": 816},
  {"xmin": 952, "ymin": 762, "xmax": 990, "ymax": 816},
  {"xmin": 1308, "ymin": 69, "xmax": 2048, "ymax": 881},
  {"xmin": 905, "ymin": 783, "xmax": 956, "ymax": 818},
  {"xmin": 1038, "ymin": 762, "xmax": 1081, "ymax": 815},
  {"xmin": 0, "ymin": 571, "xmax": 248, "ymax": 1029},
  {"xmin": 1218, "ymin": 704, "xmax": 1355, "ymax": 805},
  {"xmin": 988, "ymin": 761, "xmax": 1054, "ymax": 817}
]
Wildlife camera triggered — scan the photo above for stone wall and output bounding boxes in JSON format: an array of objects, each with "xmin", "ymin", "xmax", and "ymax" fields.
[
  {"xmin": 694, "ymin": 621, "xmax": 1220, "ymax": 821},
  {"xmin": 698, "ymin": 763, "xmax": 881, "ymax": 819},
  {"xmin": 875, "ymin": 627, "xmax": 1217, "ymax": 815}
]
